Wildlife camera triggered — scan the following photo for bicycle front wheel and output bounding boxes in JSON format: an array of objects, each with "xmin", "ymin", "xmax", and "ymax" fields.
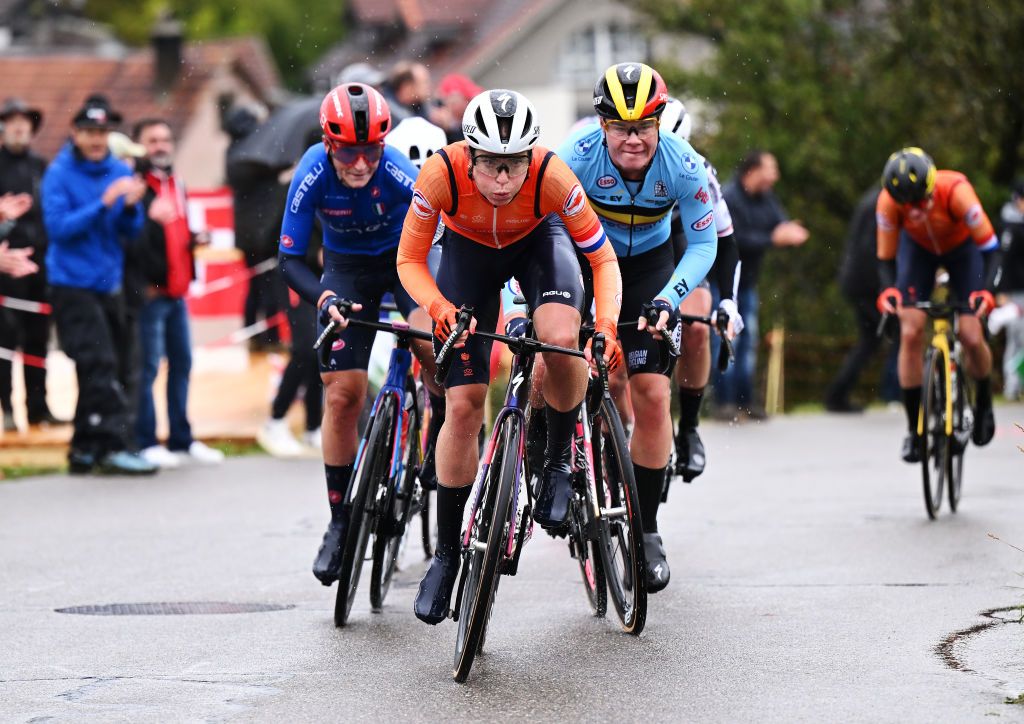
[
  {"xmin": 334, "ymin": 396, "xmax": 395, "ymax": 627},
  {"xmin": 921, "ymin": 349, "xmax": 948, "ymax": 520},
  {"xmin": 453, "ymin": 416, "xmax": 519, "ymax": 683},
  {"xmin": 370, "ymin": 405, "xmax": 419, "ymax": 610},
  {"xmin": 594, "ymin": 398, "xmax": 647, "ymax": 635},
  {"xmin": 947, "ymin": 368, "xmax": 969, "ymax": 513}
]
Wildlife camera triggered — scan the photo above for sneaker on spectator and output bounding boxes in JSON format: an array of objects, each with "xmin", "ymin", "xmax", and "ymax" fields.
[
  {"xmin": 141, "ymin": 445, "xmax": 181, "ymax": 469},
  {"xmin": 3, "ymin": 410, "xmax": 18, "ymax": 433},
  {"xmin": 258, "ymin": 418, "xmax": 304, "ymax": 458},
  {"xmin": 178, "ymin": 441, "xmax": 226, "ymax": 465},
  {"xmin": 98, "ymin": 450, "xmax": 159, "ymax": 476},
  {"xmin": 303, "ymin": 427, "xmax": 322, "ymax": 451}
]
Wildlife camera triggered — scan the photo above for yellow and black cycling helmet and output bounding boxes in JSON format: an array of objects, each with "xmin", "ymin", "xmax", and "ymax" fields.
[
  {"xmin": 593, "ymin": 62, "xmax": 669, "ymax": 121},
  {"xmin": 881, "ymin": 147, "xmax": 936, "ymax": 204}
]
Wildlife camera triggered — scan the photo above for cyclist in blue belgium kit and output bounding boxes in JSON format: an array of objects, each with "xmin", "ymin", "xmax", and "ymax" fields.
[
  {"xmin": 278, "ymin": 83, "xmax": 440, "ymax": 586},
  {"xmin": 557, "ymin": 63, "xmax": 718, "ymax": 593}
]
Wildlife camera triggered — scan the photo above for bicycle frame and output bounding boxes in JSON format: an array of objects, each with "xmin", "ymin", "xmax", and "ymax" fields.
[
  {"xmin": 461, "ymin": 349, "xmax": 533, "ymax": 561},
  {"xmin": 916, "ymin": 314, "xmax": 958, "ymax": 439},
  {"xmin": 346, "ymin": 327, "xmax": 418, "ymax": 508}
]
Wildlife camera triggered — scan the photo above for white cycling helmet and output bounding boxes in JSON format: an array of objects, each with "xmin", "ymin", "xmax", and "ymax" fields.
[
  {"xmin": 385, "ymin": 116, "xmax": 448, "ymax": 169},
  {"xmin": 660, "ymin": 98, "xmax": 692, "ymax": 142},
  {"xmin": 462, "ymin": 89, "xmax": 540, "ymax": 154}
]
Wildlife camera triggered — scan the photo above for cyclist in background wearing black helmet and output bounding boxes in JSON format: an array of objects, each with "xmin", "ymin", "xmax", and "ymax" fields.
[{"xmin": 875, "ymin": 147, "xmax": 1000, "ymax": 463}]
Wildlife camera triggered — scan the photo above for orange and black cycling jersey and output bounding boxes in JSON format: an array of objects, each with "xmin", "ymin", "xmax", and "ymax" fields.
[
  {"xmin": 876, "ymin": 170, "xmax": 997, "ymax": 259},
  {"xmin": 396, "ymin": 141, "xmax": 621, "ymax": 326}
]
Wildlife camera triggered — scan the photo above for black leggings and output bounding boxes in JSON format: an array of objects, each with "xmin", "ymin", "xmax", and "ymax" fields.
[{"xmin": 271, "ymin": 299, "xmax": 323, "ymax": 431}]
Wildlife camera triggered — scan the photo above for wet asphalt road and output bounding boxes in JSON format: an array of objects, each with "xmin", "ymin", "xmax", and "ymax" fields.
[{"xmin": 2, "ymin": 404, "xmax": 1023, "ymax": 722}]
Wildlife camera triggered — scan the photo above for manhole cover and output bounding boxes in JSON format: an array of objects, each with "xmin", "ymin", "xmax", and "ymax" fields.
[{"xmin": 55, "ymin": 602, "xmax": 294, "ymax": 616}]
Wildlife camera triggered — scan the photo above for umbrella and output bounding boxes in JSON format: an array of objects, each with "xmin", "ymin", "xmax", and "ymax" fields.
[{"xmin": 227, "ymin": 97, "xmax": 322, "ymax": 173}]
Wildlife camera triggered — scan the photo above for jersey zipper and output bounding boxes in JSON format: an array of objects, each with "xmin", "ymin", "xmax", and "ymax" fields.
[
  {"xmin": 619, "ymin": 160, "xmax": 652, "ymax": 258},
  {"xmin": 492, "ymin": 205, "xmax": 500, "ymax": 248}
]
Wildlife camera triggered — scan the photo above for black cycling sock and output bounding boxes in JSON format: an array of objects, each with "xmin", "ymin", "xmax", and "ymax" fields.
[
  {"xmin": 436, "ymin": 484, "xmax": 472, "ymax": 557},
  {"xmin": 325, "ymin": 463, "xmax": 354, "ymax": 520},
  {"xmin": 902, "ymin": 386, "xmax": 922, "ymax": 433},
  {"xmin": 545, "ymin": 403, "xmax": 580, "ymax": 461},
  {"xmin": 677, "ymin": 386, "xmax": 704, "ymax": 431},
  {"xmin": 634, "ymin": 463, "xmax": 665, "ymax": 534},
  {"xmin": 975, "ymin": 376, "xmax": 992, "ymax": 409}
]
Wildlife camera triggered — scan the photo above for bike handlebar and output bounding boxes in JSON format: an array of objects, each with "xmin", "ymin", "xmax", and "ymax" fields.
[
  {"xmin": 876, "ymin": 298, "xmax": 981, "ymax": 339},
  {"xmin": 313, "ymin": 298, "xmax": 434, "ymax": 366}
]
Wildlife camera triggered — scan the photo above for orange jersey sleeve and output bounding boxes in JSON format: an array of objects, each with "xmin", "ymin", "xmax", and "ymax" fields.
[
  {"xmin": 948, "ymin": 179, "xmax": 997, "ymax": 249},
  {"xmin": 537, "ymin": 154, "xmax": 621, "ymax": 326},
  {"xmin": 875, "ymin": 189, "xmax": 901, "ymax": 261},
  {"xmin": 396, "ymin": 153, "xmax": 453, "ymax": 314}
]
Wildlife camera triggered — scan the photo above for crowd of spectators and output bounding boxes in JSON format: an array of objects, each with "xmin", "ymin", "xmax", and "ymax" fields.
[{"xmin": 0, "ymin": 93, "xmax": 223, "ymax": 474}]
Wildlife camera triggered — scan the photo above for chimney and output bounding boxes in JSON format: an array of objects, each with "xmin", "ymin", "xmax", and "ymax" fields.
[{"xmin": 151, "ymin": 13, "xmax": 184, "ymax": 94}]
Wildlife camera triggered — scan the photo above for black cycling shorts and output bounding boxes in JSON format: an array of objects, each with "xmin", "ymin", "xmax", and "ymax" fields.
[
  {"xmin": 896, "ymin": 232, "xmax": 983, "ymax": 304},
  {"xmin": 318, "ymin": 247, "xmax": 422, "ymax": 373},
  {"xmin": 435, "ymin": 215, "xmax": 584, "ymax": 388},
  {"xmin": 581, "ymin": 241, "xmax": 675, "ymax": 377}
]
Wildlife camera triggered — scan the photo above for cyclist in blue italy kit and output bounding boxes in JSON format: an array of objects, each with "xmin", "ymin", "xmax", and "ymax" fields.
[
  {"xmin": 556, "ymin": 63, "xmax": 718, "ymax": 593},
  {"xmin": 277, "ymin": 83, "xmax": 440, "ymax": 586}
]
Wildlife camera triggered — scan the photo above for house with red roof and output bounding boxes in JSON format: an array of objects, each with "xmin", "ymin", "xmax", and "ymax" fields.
[{"xmin": 0, "ymin": 15, "xmax": 283, "ymax": 188}]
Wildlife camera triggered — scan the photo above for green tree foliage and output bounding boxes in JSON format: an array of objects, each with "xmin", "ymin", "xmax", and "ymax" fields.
[
  {"xmin": 83, "ymin": 0, "xmax": 347, "ymax": 89},
  {"xmin": 640, "ymin": 0, "xmax": 1024, "ymax": 399}
]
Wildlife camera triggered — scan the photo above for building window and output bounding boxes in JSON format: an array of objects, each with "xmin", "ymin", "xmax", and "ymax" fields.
[{"xmin": 558, "ymin": 22, "xmax": 649, "ymax": 88}]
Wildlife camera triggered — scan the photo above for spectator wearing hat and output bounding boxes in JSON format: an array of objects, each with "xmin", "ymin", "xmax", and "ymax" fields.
[
  {"xmin": 433, "ymin": 74, "xmax": 483, "ymax": 144},
  {"xmin": 0, "ymin": 98, "xmax": 64, "ymax": 432},
  {"xmin": 131, "ymin": 118, "xmax": 224, "ymax": 468},
  {"xmin": 40, "ymin": 94, "xmax": 156, "ymax": 475}
]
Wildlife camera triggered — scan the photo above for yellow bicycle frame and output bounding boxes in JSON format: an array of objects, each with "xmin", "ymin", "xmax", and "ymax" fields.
[{"xmin": 917, "ymin": 316, "xmax": 954, "ymax": 437}]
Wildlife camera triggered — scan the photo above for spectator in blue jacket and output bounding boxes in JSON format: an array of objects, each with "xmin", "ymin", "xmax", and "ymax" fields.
[{"xmin": 41, "ymin": 94, "xmax": 157, "ymax": 475}]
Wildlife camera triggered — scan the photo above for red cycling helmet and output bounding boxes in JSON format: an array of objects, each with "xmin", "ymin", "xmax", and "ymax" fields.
[{"xmin": 320, "ymin": 83, "xmax": 392, "ymax": 146}]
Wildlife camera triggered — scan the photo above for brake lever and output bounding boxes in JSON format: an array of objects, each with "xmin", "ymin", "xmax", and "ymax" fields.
[{"xmin": 434, "ymin": 306, "xmax": 474, "ymax": 386}]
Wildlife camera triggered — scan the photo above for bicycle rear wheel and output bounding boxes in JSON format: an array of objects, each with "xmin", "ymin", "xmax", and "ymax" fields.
[
  {"xmin": 334, "ymin": 396, "xmax": 395, "ymax": 627},
  {"xmin": 453, "ymin": 417, "xmax": 519, "ymax": 683},
  {"xmin": 947, "ymin": 368, "xmax": 969, "ymax": 513},
  {"xmin": 370, "ymin": 401, "xmax": 420, "ymax": 610},
  {"xmin": 921, "ymin": 349, "xmax": 948, "ymax": 520},
  {"xmin": 570, "ymin": 490, "xmax": 607, "ymax": 617},
  {"xmin": 571, "ymin": 423, "xmax": 607, "ymax": 616},
  {"xmin": 594, "ymin": 398, "xmax": 647, "ymax": 635}
]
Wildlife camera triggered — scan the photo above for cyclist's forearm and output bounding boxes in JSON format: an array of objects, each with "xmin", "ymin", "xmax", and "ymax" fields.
[
  {"xmin": 713, "ymin": 232, "xmax": 739, "ymax": 300},
  {"xmin": 583, "ymin": 242, "xmax": 622, "ymax": 325},
  {"xmin": 657, "ymin": 235, "xmax": 716, "ymax": 308},
  {"xmin": 982, "ymin": 247, "xmax": 1003, "ymax": 290},
  {"xmin": 278, "ymin": 252, "xmax": 325, "ymax": 307},
  {"xmin": 397, "ymin": 242, "xmax": 445, "ymax": 312},
  {"xmin": 878, "ymin": 258, "xmax": 897, "ymax": 290}
]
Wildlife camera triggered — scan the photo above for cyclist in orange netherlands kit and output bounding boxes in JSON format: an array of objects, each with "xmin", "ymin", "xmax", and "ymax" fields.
[
  {"xmin": 875, "ymin": 147, "xmax": 1000, "ymax": 463},
  {"xmin": 396, "ymin": 89, "xmax": 623, "ymax": 625}
]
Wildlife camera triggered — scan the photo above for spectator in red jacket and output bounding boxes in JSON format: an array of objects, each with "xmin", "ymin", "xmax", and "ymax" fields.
[{"xmin": 131, "ymin": 118, "xmax": 224, "ymax": 468}]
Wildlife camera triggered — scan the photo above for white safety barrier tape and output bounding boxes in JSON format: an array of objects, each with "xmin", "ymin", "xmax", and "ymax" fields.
[
  {"xmin": 202, "ymin": 311, "xmax": 288, "ymax": 348},
  {"xmin": 188, "ymin": 257, "xmax": 278, "ymax": 299},
  {"xmin": 0, "ymin": 295, "xmax": 51, "ymax": 315},
  {"xmin": 0, "ymin": 347, "xmax": 47, "ymax": 368}
]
